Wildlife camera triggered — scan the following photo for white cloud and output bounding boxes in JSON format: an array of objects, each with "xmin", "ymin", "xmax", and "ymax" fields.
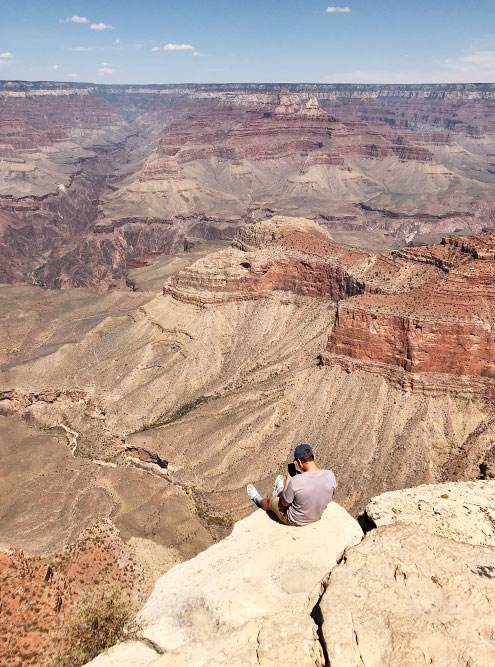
[
  {"xmin": 164, "ymin": 43, "xmax": 194, "ymax": 51},
  {"xmin": 69, "ymin": 46, "xmax": 99, "ymax": 51},
  {"xmin": 60, "ymin": 16, "xmax": 89, "ymax": 24},
  {"xmin": 48, "ymin": 65, "xmax": 60, "ymax": 71},
  {"xmin": 152, "ymin": 44, "xmax": 195, "ymax": 52},
  {"xmin": 445, "ymin": 50, "xmax": 495, "ymax": 71},
  {"xmin": 97, "ymin": 62, "xmax": 115, "ymax": 74},
  {"xmin": 0, "ymin": 60, "xmax": 12, "ymax": 67},
  {"xmin": 0, "ymin": 52, "xmax": 14, "ymax": 58},
  {"xmin": 115, "ymin": 39, "xmax": 120, "ymax": 44},
  {"xmin": 193, "ymin": 51, "xmax": 206, "ymax": 57},
  {"xmin": 90, "ymin": 23, "xmax": 114, "ymax": 31},
  {"xmin": 325, "ymin": 6, "xmax": 351, "ymax": 13}
]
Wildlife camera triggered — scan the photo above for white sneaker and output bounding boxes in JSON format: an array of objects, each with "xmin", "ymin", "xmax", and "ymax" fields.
[
  {"xmin": 247, "ymin": 483, "xmax": 262, "ymax": 507},
  {"xmin": 272, "ymin": 474, "xmax": 284, "ymax": 497}
]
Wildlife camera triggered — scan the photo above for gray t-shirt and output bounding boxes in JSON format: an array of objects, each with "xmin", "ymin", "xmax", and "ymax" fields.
[{"xmin": 283, "ymin": 469, "xmax": 337, "ymax": 526}]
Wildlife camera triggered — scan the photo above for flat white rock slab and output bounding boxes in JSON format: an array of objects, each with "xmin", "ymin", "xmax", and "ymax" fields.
[
  {"xmin": 321, "ymin": 523, "xmax": 495, "ymax": 667},
  {"xmin": 137, "ymin": 502, "xmax": 362, "ymax": 666},
  {"xmin": 365, "ymin": 480, "xmax": 495, "ymax": 546},
  {"xmin": 87, "ymin": 641, "xmax": 159, "ymax": 667}
]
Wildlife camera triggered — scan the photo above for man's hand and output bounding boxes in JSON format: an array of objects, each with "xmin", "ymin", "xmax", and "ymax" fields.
[
  {"xmin": 284, "ymin": 470, "xmax": 291, "ymax": 490},
  {"xmin": 281, "ymin": 471, "xmax": 292, "ymax": 507}
]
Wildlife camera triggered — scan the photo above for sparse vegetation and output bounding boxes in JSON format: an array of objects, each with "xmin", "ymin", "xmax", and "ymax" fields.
[
  {"xmin": 50, "ymin": 585, "xmax": 140, "ymax": 667},
  {"xmin": 32, "ymin": 263, "xmax": 47, "ymax": 289},
  {"xmin": 440, "ymin": 493, "xmax": 449, "ymax": 499},
  {"xmin": 187, "ymin": 487, "xmax": 232, "ymax": 528},
  {"xmin": 139, "ymin": 395, "xmax": 211, "ymax": 431}
]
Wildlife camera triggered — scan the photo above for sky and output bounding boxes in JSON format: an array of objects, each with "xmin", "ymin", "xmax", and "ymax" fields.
[{"xmin": 0, "ymin": 0, "xmax": 494, "ymax": 85}]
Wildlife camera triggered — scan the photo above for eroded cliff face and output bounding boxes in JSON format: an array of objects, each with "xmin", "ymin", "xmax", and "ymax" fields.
[
  {"xmin": 2, "ymin": 217, "xmax": 495, "ymax": 665},
  {"xmin": 2, "ymin": 217, "xmax": 495, "ymax": 535},
  {"xmin": 1, "ymin": 81, "xmax": 495, "ymax": 288},
  {"xmin": 326, "ymin": 231, "xmax": 495, "ymax": 390}
]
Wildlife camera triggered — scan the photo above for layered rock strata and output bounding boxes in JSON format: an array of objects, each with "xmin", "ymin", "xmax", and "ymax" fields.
[
  {"xmin": 163, "ymin": 216, "xmax": 446, "ymax": 305},
  {"xmin": 326, "ymin": 231, "xmax": 495, "ymax": 393},
  {"xmin": 1, "ymin": 81, "xmax": 495, "ymax": 288},
  {"xmin": 3, "ymin": 218, "xmax": 495, "ymax": 530}
]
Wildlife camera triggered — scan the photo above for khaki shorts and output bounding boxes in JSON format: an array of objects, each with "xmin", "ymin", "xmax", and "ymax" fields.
[{"xmin": 267, "ymin": 495, "xmax": 290, "ymax": 525}]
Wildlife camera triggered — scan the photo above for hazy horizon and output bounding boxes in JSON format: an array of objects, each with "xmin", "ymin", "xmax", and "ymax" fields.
[{"xmin": 2, "ymin": 79, "xmax": 495, "ymax": 88}]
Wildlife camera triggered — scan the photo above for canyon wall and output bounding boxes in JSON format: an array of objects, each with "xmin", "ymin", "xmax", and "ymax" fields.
[
  {"xmin": 2, "ymin": 217, "xmax": 495, "ymax": 533},
  {"xmin": 326, "ymin": 231, "xmax": 495, "ymax": 388},
  {"xmin": 1, "ymin": 81, "xmax": 494, "ymax": 288}
]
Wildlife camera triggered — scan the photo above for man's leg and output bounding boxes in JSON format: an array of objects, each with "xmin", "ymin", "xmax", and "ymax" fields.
[
  {"xmin": 247, "ymin": 482, "xmax": 290, "ymax": 525},
  {"xmin": 265, "ymin": 495, "xmax": 290, "ymax": 525},
  {"xmin": 247, "ymin": 475, "xmax": 283, "ymax": 506},
  {"xmin": 260, "ymin": 497, "xmax": 270, "ymax": 511},
  {"xmin": 247, "ymin": 483, "xmax": 263, "ymax": 507},
  {"xmin": 273, "ymin": 474, "xmax": 284, "ymax": 497}
]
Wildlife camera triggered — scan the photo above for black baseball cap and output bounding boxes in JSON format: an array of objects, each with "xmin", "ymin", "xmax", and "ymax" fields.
[{"xmin": 294, "ymin": 444, "xmax": 313, "ymax": 460}]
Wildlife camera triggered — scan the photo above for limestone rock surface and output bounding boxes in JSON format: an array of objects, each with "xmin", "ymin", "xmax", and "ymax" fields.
[
  {"xmin": 321, "ymin": 480, "xmax": 495, "ymax": 667},
  {"xmin": 365, "ymin": 480, "xmax": 495, "ymax": 546},
  {"xmin": 89, "ymin": 502, "xmax": 362, "ymax": 666},
  {"xmin": 88, "ymin": 641, "xmax": 158, "ymax": 667}
]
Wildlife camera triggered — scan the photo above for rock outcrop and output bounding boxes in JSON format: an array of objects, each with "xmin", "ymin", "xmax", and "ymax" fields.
[
  {"xmin": 88, "ymin": 502, "xmax": 363, "ymax": 666},
  {"xmin": 321, "ymin": 481, "xmax": 495, "ymax": 667},
  {"xmin": 363, "ymin": 479, "xmax": 495, "ymax": 545},
  {"xmin": 88, "ymin": 480, "xmax": 495, "ymax": 666},
  {"xmin": 326, "ymin": 230, "xmax": 495, "ymax": 394},
  {"xmin": 163, "ymin": 216, "xmax": 447, "ymax": 306}
]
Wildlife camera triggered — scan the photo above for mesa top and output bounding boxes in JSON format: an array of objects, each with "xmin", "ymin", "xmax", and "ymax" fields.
[{"xmin": 283, "ymin": 469, "xmax": 337, "ymax": 526}]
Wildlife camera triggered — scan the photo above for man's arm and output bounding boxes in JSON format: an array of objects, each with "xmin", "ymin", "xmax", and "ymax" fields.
[{"xmin": 281, "ymin": 472, "xmax": 293, "ymax": 508}]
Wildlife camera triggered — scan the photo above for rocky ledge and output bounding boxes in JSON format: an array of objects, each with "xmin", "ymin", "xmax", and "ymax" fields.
[
  {"xmin": 323, "ymin": 481, "xmax": 495, "ymax": 666},
  {"xmin": 324, "ymin": 230, "xmax": 495, "ymax": 394},
  {"xmin": 162, "ymin": 216, "xmax": 444, "ymax": 306},
  {"xmin": 88, "ymin": 480, "xmax": 495, "ymax": 666}
]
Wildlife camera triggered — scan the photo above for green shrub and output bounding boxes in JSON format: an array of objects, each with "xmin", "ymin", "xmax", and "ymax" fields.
[{"xmin": 50, "ymin": 585, "xmax": 139, "ymax": 666}]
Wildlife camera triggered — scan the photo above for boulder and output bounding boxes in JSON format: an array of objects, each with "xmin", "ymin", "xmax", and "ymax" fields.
[
  {"xmin": 89, "ymin": 502, "xmax": 362, "ymax": 666},
  {"xmin": 320, "ymin": 480, "xmax": 495, "ymax": 666},
  {"xmin": 365, "ymin": 480, "xmax": 495, "ymax": 546},
  {"xmin": 321, "ymin": 524, "xmax": 495, "ymax": 667}
]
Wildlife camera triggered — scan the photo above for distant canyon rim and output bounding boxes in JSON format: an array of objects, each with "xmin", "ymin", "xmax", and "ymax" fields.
[{"xmin": 1, "ymin": 82, "xmax": 495, "ymax": 645}]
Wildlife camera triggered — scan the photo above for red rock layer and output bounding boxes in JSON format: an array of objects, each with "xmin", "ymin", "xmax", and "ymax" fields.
[
  {"xmin": 156, "ymin": 92, "xmax": 341, "ymax": 165},
  {"xmin": 327, "ymin": 232, "xmax": 495, "ymax": 380},
  {"xmin": 163, "ymin": 217, "xmax": 495, "ymax": 392},
  {"xmin": 163, "ymin": 218, "xmax": 446, "ymax": 305}
]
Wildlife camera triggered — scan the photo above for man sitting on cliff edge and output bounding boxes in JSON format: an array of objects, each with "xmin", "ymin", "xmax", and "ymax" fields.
[{"xmin": 247, "ymin": 444, "xmax": 337, "ymax": 526}]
